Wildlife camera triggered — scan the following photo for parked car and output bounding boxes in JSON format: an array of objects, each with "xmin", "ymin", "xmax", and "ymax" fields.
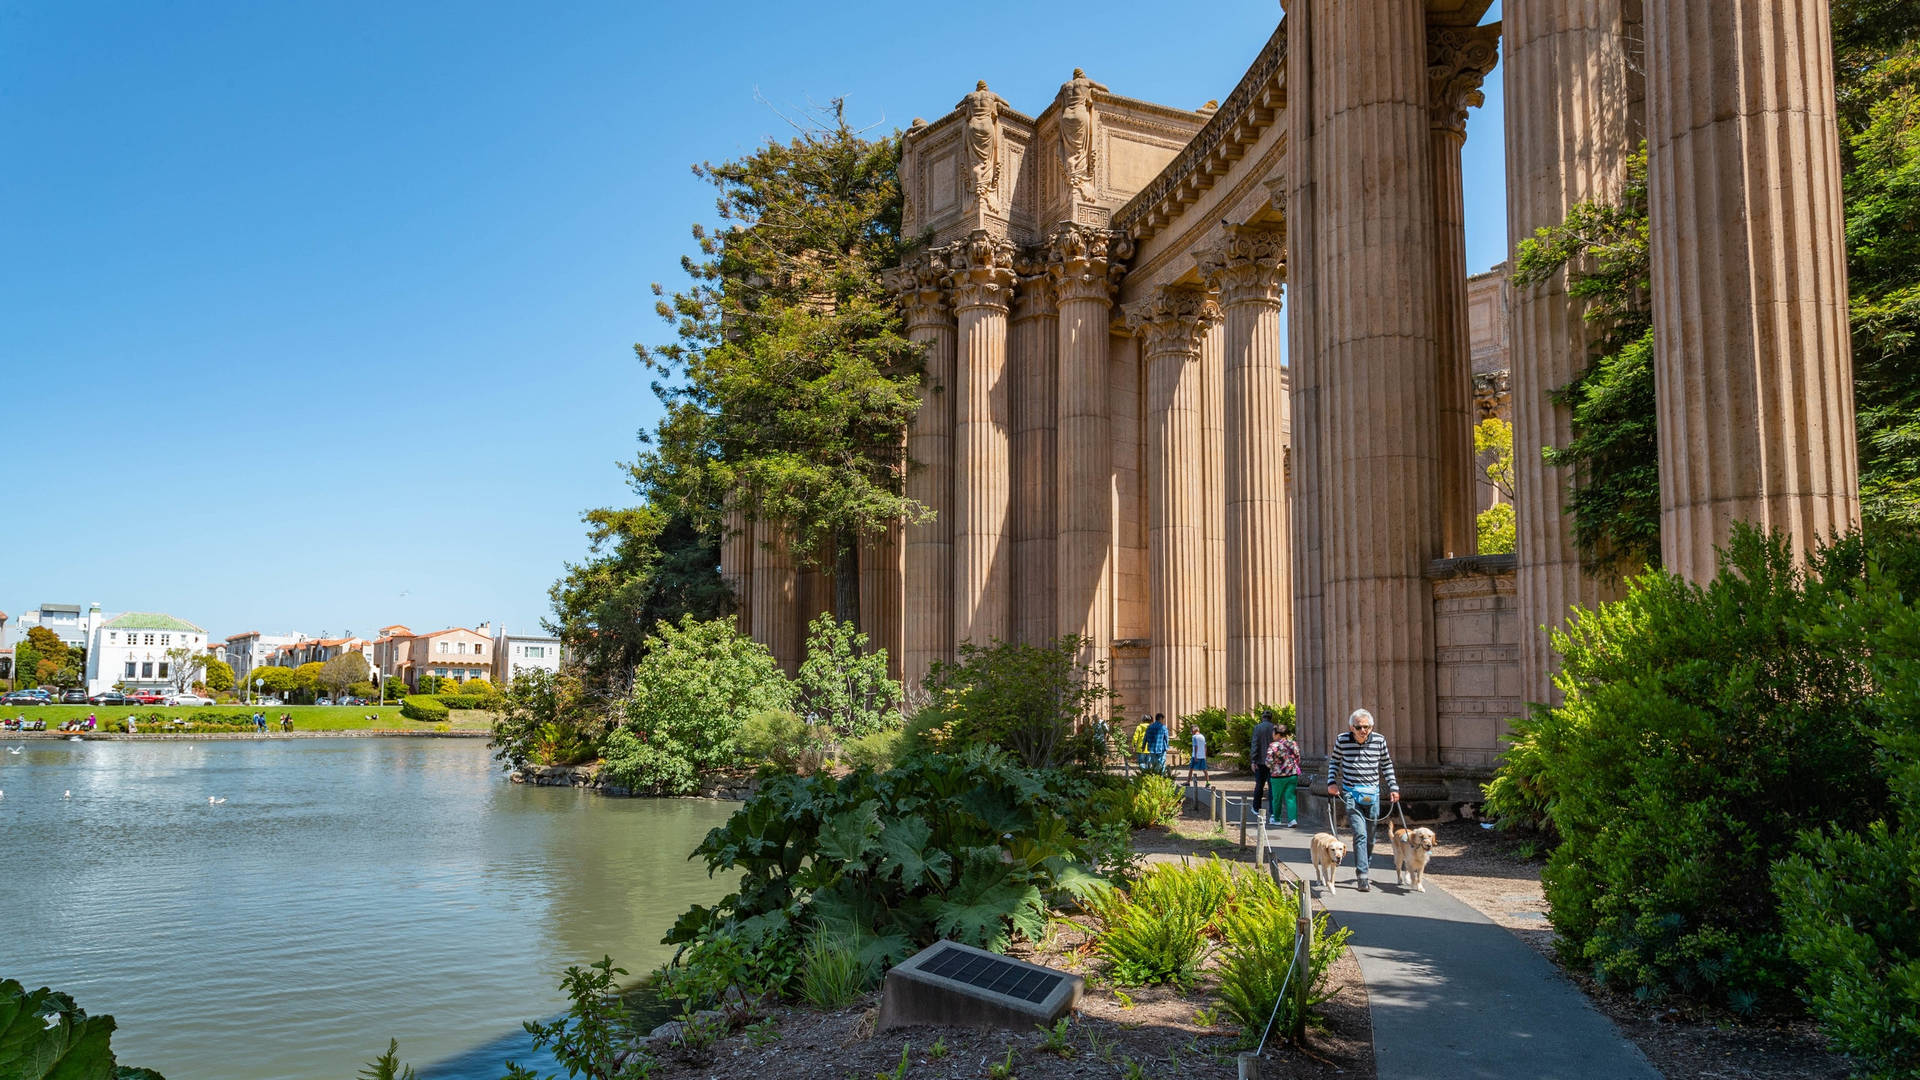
[
  {"xmin": 167, "ymin": 692, "xmax": 214, "ymax": 706},
  {"xmin": 88, "ymin": 690, "xmax": 130, "ymax": 706},
  {"xmin": 129, "ymin": 690, "xmax": 167, "ymax": 706},
  {"xmin": 257, "ymin": 697, "xmax": 283, "ymax": 706},
  {"xmin": 315, "ymin": 697, "xmax": 333, "ymax": 707},
  {"xmin": 60, "ymin": 690, "xmax": 89, "ymax": 704},
  {"xmin": 2, "ymin": 690, "xmax": 50, "ymax": 706}
]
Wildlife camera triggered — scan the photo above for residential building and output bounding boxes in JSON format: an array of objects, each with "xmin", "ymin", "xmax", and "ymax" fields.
[
  {"xmin": 17, "ymin": 603, "xmax": 108, "ymax": 652},
  {"xmin": 224, "ymin": 631, "xmax": 307, "ymax": 685},
  {"xmin": 272, "ymin": 636, "xmax": 368, "ymax": 668},
  {"xmin": 492, "ymin": 625, "xmax": 563, "ymax": 685},
  {"xmin": 87, "ymin": 613, "xmax": 210, "ymax": 695},
  {"xmin": 373, "ymin": 624, "xmax": 495, "ymax": 690}
]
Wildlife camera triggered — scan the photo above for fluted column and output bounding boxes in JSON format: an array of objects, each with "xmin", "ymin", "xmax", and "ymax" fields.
[
  {"xmin": 1201, "ymin": 315, "xmax": 1227, "ymax": 716},
  {"xmin": 1011, "ymin": 264, "xmax": 1059, "ymax": 646},
  {"xmin": 1050, "ymin": 224, "xmax": 1132, "ymax": 684},
  {"xmin": 750, "ymin": 524, "xmax": 800, "ymax": 677},
  {"xmin": 951, "ymin": 231, "xmax": 1018, "ymax": 648},
  {"xmin": 1202, "ymin": 224, "xmax": 1292, "ymax": 715},
  {"xmin": 1128, "ymin": 286, "xmax": 1217, "ymax": 725},
  {"xmin": 1306, "ymin": 0, "xmax": 1441, "ymax": 767},
  {"xmin": 891, "ymin": 256, "xmax": 956, "ymax": 692},
  {"xmin": 1285, "ymin": 0, "xmax": 1328, "ymax": 758},
  {"xmin": 1504, "ymin": 0, "xmax": 1639, "ymax": 707},
  {"xmin": 1644, "ymin": 0, "xmax": 1860, "ymax": 581},
  {"xmin": 858, "ymin": 523, "xmax": 903, "ymax": 680},
  {"xmin": 720, "ymin": 509, "xmax": 754, "ymax": 636},
  {"xmin": 1430, "ymin": 27, "xmax": 1500, "ymax": 560}
]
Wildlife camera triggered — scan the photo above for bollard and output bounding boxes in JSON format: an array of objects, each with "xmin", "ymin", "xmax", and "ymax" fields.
[
  {"xmin": 1254, "ymin": 818, "xmax": 1268, "ymax": 866},
  {"xmin": 1236, "ymin": 1050, "xmax": 1261, "ymax": 1079},
  {"xmin": 1292, "ymin": 878, "xmax": 1313, "ymax": 1045},
  {"xmin": 1239, "ymin": 797, "xmax": 1248, "ymax": 847}
]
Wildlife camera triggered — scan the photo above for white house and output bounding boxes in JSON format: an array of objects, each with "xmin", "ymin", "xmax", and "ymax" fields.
[
  {"xmin": 493, "ymin": 625, "xmax": 563, "ymax": 686},
  {"xmin": 18, "ymin": 603, "xmax": 108, "ymax": 652},
  {"xmin": 87, "ymin": 613, "xmax": 209, "ymax": 695}
]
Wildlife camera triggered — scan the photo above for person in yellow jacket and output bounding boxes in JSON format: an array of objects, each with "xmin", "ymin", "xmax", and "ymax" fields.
[{"xmin": 1131, "ymin": 714, "xmax": 1150, "ymax": 772}]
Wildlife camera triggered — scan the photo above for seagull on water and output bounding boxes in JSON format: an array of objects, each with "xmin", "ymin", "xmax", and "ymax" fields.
[
  {"xmin": 6, "ymin": 746, "xmax": 21, "ymax": 754},
  {"xmin": 208, "ymin": 796, "xmax": 226, "ymax": 805},
  {"xmin": 63, "ymin": 790, "xmax": 71, "ymax": 798}
]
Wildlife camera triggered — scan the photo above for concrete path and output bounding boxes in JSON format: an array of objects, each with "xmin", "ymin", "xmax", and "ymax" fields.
[{"xmin": 1203, "ymin": 786, "xmax": 1660, "ymax": 1080}]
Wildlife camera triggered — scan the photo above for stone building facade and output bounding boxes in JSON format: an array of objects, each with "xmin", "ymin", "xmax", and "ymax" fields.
[{"xmin": 723, "ymin": 0, "xmax": 1859, "ymax": 801}]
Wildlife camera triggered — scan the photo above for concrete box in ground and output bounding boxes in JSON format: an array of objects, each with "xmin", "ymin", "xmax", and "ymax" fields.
[{"xmin": 878, "ymin": 940, "xmax": 1083, "ymax": 1031}]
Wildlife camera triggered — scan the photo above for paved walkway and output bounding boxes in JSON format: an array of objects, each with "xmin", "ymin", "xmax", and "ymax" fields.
[{"xmin": 1198, "ymin": 783, "xmax": 1660, "ymax": 1080}]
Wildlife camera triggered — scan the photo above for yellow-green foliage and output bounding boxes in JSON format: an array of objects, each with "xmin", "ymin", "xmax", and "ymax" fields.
[
  {"xmin": 1121, "ymin": 772, "xmax": 1183, "ymax": 829},
  {"xmin": 1095, "ymin": 858, "xmax": 1233, "ymax": 988},
  {"xmin": 1214, "ymin": 869, "xmax": 1350, "ymax": 1042}
]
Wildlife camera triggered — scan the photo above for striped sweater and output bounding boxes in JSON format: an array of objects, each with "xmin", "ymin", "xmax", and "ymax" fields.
[{"xmin": 1325, "ymin": 731, "xmax": 1399, "ymax": 794}]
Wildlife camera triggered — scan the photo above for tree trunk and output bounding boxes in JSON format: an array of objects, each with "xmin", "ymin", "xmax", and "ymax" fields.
[{"xmin": 835, "ymin": 534, "xmax": 861, "ymax": 635}]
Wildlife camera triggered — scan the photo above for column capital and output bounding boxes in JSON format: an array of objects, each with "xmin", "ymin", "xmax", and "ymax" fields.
[
  {"xmin": 1428, "ymin": 24, "xmax": 1501, "ymax": 136},
  {"xmin": 1124, "ymin": 284, "xmax": 1219, "ymax": 357},
  {"xmin": 1012, "ymin": 252, "xmax": 1058, "ymax": 321},
  {"xmin": 886, "ymin": 253, "xmax": 951, "ymax": 329},
  {"xmin": 1046, "ymin": 222, "xmax": 1133, "ymax": 305},
  {"xmin": 946, "ymin": 229, "xmax": 1018, "ymax": 312},
  {"xmin": 1197, "ymin": 223, "xmax": 1287, "ymax": 308}
]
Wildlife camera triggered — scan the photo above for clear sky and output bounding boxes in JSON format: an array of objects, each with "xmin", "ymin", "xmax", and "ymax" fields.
[{"xmin": 0, "ymin": 0, "xmax": 1506, "ymax": 645}]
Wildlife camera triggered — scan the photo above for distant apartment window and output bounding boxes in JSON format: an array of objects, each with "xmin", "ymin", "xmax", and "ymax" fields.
[
  {"xmin": 474, "ymin": 644, "xmax": 483, "ymax": 656},
  {"xmin": 525, "ymin": 646, "xmax": 545, "ymax": 659},
  {"xmin": 125, "ymin": 662, "xmax": 136, "ymax": 678},
  {"xmin": 161, "ymin": 634, "xmax": 171, "ymax": 646},
  {"xmin": 437, "ymin": 642, "xmax": 447, "ymax": 654},
  {"xmin": 146, "ymin": 633, "xmax": 157, "ymax": 645},
  {"xmin": 141, "ymin": 662, "xmax": 153, "ymax": 678},
  {"xmin": 108, "ymin": 633, "xmax": 117, "ymax": 644},
  {"xmin": 158, "ymin": 663, "xmax": 169, "ymax": 678}
]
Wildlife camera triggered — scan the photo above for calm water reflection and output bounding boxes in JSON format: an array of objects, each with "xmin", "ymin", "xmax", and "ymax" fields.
[{"xmin": 0, "ymin": 738, "xmax": 733, "ymax": 1080}]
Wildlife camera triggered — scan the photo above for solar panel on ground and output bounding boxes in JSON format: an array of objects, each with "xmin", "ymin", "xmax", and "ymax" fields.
[{"xmin": 918, "ymin": 943, "xmax": 1063, "ymax": 1004}]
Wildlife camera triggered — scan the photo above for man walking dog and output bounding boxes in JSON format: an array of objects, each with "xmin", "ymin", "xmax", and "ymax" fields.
[{"xmin": 1326, "ymin": 707, "xmax": 1399, "ymax": 892}]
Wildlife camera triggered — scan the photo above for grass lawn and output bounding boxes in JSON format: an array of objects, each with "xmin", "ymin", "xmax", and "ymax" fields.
[{"xmin": 1, "ymin": 703, "xmax": 495, "ymax": 733}]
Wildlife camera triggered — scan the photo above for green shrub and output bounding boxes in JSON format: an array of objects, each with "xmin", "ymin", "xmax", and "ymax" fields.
[
  {"xmin": 737, "ymin": 709, "xmax": 827, "ymax": 773},
  {"xmin": 795, "ymin": 614, "xmax": 902, "ymax": 739},
  {"xmin": 502, "ymin": 956, "xmax": 655, "ymax": 1080},
  {"xmin": 602, "ymin": 615, "xmax": 793, "ymax": 795},
  {"xmin": 1772, "ymin": 594, "xmax": 1920, "ymax": 1078},
  {"xmin": 841, "ymin": 728, "xmax": 903, "ymax": 772},
  {"xmin": 1183, "ymin": 704, "xmax": 1282, "ymax": 771},
  {"xmin": 911, "ymin": 635, "xmax": 1112, "ymax": 769},
  {"xmin": 491, "ymin": 669, "xmax": 602, "ymax": 768},
  {"xmin": 1215, "ymin": 870, "xmax": 1350, "ymax": 1042},
  {"xmin": 662, "ymin": 746, "xmax": 1114, "ymax": 1005},
  {"xmin": 1489, "ymin": 527, "xmax": 1920, "ymax": 1007},
  {"xmin": 1117, "ymin": 772, "xmax": 1183, "ymax": 829},
  {"xmin": 1095, "ymin": 859, "xmax": 1232, "ymax": 987},
  {"xmin": 798, "ymin": 929, "xmax": 873, "ymax": 1010},
  {"xmin": 0, "ymin": 977, "xmax": 167, "ymax": 1079},
  {"xmin": 402, "ymin": 695, "xmax": 450, "ymax": 722}
]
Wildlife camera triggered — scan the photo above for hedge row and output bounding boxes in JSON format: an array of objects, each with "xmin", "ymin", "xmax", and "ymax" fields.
[{"xmin": 401, "ymin": 696, "xmax": 451, "ymax": 722}]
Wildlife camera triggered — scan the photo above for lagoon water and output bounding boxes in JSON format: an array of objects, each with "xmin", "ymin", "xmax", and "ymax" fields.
[{"xmin": 0, "ymin": 737, "xmax": 734, "ymax": 1080}]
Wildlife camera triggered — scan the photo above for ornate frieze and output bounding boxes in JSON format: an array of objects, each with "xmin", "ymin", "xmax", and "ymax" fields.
[
  {"xmin": 946, "ymin": 229, "xmax": 1018, "ymax": 311},
  {"xmin": 1045, "ymin": 222, "xmax": 1133, "ymax": 305},
  {"xmin": 1428, "ymin": 25, "xmax": 1501, "ymax": 136},
  {"xmin": 1196, "ymin": 222, "xmax": 1287, "ymax": 308},
  {"xmin": 1124, "ymin": 284, "xmax": 1220, "ymax": 356},
  {"xmin": 1012, "ymin": 252, "xmax": 1056, "ymax": 320}
]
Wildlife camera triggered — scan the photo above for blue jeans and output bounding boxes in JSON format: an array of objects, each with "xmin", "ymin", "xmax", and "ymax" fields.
[
  {"xmin": 1341, "ymin": 788, "xmax": 1382, "ymax": 880},
  {"xmin": 1147, "ymin": 751, "xmax": 1167, "ymax": 773}
]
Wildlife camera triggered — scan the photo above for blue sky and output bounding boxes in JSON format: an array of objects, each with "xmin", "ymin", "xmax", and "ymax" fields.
[{"xmin": 0, "ymin": 0, "xmax": 1506, "ymax": 644}]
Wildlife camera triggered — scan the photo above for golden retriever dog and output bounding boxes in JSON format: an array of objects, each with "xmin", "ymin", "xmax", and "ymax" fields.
[
  {"xmin": 1310, "ymin": 832, "xmax": 1347, "ymax": 888},
  {"xmin": 1390, "ymin": 826, "xmax": 1437, "ymax": 891}
]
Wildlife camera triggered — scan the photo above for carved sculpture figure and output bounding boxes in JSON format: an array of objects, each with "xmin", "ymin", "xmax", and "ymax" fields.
[
  {"xmin": 1057, "ymin": 68, "xmax": 1107, "ymax": 205},
  {"xmin": 960, "ymin": 81, "xmax": 1002, "ymax": 214}
]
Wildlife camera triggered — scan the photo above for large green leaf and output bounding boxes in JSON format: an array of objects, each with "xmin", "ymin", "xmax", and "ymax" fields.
[
  {"xmin": 817, "ymin": 799, "xmax": 882, "ymax": 865},
  {"xmin": 876, "ymin": 817, "xmax": 952, "ymax": 887},
  {"xmin": 0, "ymin": 980, "xmax": 134, "ymax": 1080}
]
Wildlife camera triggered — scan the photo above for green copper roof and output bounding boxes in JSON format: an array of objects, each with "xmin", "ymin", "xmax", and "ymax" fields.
[{"xmin": 102, "ymin": 612, "xmax": 206, "ymax": 634}]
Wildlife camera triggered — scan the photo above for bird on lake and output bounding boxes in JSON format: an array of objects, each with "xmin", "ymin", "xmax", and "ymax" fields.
[
  {"xmin": 6, "ymin": 746, "xmax": 21, "ymax": 754},
  {"xmin": 63, "ymin": 790, "xmax": 70, "ymax": 798}
]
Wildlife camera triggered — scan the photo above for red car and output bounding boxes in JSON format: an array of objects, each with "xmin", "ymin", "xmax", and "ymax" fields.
[{"xmin": 130, "ymin": 690, "xmax": 167, "ymax": 705}]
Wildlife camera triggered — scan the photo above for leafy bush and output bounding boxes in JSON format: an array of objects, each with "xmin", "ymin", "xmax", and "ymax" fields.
[
  {"xmin": 1095, "ymin": 859, "xmax": 1232, "ymax": 987},
  {"xmin": 1183, "ymin": 704, "xmax": 1283, "ymax": 771},
  {"xmin": 401, "ymin": 695, "xmax": 450, "ymax": 722},
  {"xmin": 502, "ymin": 956, "xmax": 655, "ymax": 1080},
  {"xmin": 796, "ymin": 614, "xmax": 902, "ymax": 739},
  {"xmin": 491, "ymin": 669, "xmax": 602, "ymax": 769},
  {"xmin": 841, "ymin": 728, "xmax": 902, "ymax": 771},
  {"xmin": 1116, "ymin": 772, "xmax": 1182, "ymax": 829},
  {"xmin": 662, "ymin": 747, "xmax": 1114, "ymax": 1006},
  {"xmin": 912, "ymin": 635, "xmax": 1113, "ymax": 769},
  {"xmin": 438, "ymin": 694, "xmax": 486, "ymax": 710},
  {"xmin": 602, "ymin": 615, "xmax": 794, "ymax": 795},
  {"xmin": 737, "ymin": 709, "xmax": 827, "ymax": 773},
  {"xmin": 1773, "ymin": 590, "xmax": 1920, "ymax": 1078},
  {"xmin": 1214, "ymin": 870, "xmax": 1350, "ymax": 1043},
  {"xmin": 0, "ymin": 978, "xmax": 167, "ymax": 1079},
  {"xmin": 1487, "ymin": 527, "xmax": 1920, "ymax": 1007}
]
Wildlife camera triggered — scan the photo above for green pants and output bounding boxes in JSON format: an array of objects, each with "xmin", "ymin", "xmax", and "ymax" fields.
[{"xmin": 1269, "ymin": 774, "xmax": 1298, "ymax": 822}]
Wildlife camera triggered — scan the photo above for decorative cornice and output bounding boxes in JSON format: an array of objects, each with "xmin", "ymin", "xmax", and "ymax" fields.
[
  {"xmin": 1123, "ymin": 284, "xmax": 1219, "ymax": 356},
  {"xmin": 1046, "ymin": 222, "xmax": 1133, "ymax": 305},
  {"xmin": 947, "ymin": 229, "xmax": 1018, "ymax": 311},
  {"xmin": 1197, "ymin": 222, "xmax": 1287, "ymax": 308},
  {"xmin": 1113, "ymin": 21, "xmax": 1288, "ymax": 240},
  {"xmin": 1428, "ymin": 24, "xmax": 1501, "ymax": 136}
]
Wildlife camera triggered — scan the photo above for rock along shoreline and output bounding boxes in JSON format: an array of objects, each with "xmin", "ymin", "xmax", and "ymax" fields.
[{"xmin": 508, "ymin": 763, "xmax": 756, "ymax": 801}]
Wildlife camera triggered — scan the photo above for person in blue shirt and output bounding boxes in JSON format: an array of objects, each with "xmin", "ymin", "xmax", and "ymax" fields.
[{"xmin": 1144, "ymin": 713, "xmax": 1170, "ymax": 774}]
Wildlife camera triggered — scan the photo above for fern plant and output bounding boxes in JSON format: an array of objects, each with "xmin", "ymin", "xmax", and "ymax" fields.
[
  {"xmin": 1095, "ymin": 859, "xmax": 1233, "ymax": 988},
  {"xmin": 358, "ymin": 1040, "xmax": 417, "ymax": 1080},
  {"xmin": 1214, "ymin": 872, "xmax": 1350, "ymax": 1042},
  {"xmin": 1121, "ymin": 773, "xmax": 1184, "ymax": 829}
]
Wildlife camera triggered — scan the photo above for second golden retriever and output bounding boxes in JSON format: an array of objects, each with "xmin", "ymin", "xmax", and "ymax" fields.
[{"xmin": 1390, "ymin": 826, "xmax": 1437, "ymax": 891}]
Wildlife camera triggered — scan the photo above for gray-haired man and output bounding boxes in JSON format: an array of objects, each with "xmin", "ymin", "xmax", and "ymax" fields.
[{"xmin": 1325, "ymin": 707, "xmax": 1400, "ymax": 892}]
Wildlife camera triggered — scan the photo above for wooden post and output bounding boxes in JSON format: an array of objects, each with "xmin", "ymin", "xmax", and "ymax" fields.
[
  {"xmin": 1292, "ymin": 877, "xmax": 1312, "ymax": 1045},
  {"xmin": 1239, "ymin": 797, "xmax": 1248, "ymax": 847},
  {"xmin": 1254, "ymin": 818, "xmax": 1268, "ymax": 866}
]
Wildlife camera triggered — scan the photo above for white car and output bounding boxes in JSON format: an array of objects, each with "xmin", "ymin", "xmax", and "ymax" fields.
[{"xmin": 167, "ymin": 692, "xmax": 215, "ymax": 706}]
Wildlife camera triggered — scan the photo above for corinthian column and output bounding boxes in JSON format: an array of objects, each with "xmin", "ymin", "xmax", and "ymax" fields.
[
  {"xmin": 1128, "ymin": 285, "xmax": 1217, "ymax": 725},
  {"xmin": 1504, "ymin": 1, "xmax": 1639, "ymax": 707},
  {"xmin": 1643, "ymin": 0, "xmax": 1860, "ymax": 581},
  {"xmin": 1011, "ymin": 262, "xmax": 1059, "ymax": 645},
  {"xmin": 858, "ymin": 524, "xmax": 903, "ymax": 680},
  {"xmin": 1430, "ymin": 26, "xmax": 1500, "ymax": 560},
  {"xmin": 1049, "ymin": 225, "xmax": 1130, "ymax": 684},
  {"xmin": 891, "ymin": 255, "xmax": 955, "ymax": 692},
  {"xmin": 951, "ymin": 231, "xmax": 1017, "ymax": 648},
  {"xmin": 1285, "ymin": 0, "xmax": 1328, "ymax": 757},
  {"xmin": 1201, "ymin": 224, "xmax": 1291, "ymax": 716},
  {"xmin": 1306, "ymin": 0, "xmax": 1441, "ymax": 767},
  {"xmin": 720, "ymin": 509, "xmax": 754, "ymax": 636},
  {"xmin": 751, "ymin": 523, "xmax": 800, "ymax": 676},
  {"xmin": 1201, "ymin": 316, "xmax": 1227, "ymax": 713}
]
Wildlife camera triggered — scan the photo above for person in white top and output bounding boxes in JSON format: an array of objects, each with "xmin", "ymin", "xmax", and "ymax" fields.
[{"xmin": 1188, "ymin": 728, "xmax": 1211, "ymax": 787}]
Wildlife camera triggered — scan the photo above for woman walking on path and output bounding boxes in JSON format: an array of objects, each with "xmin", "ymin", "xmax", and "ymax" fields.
[
  {"xmin": 1265, "ymin": 719, "xmax": 1301, "ymax": 827},
  {"xmin": 1325, "ymin": 707, "xmax": 1399, "ymax": 892}
]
